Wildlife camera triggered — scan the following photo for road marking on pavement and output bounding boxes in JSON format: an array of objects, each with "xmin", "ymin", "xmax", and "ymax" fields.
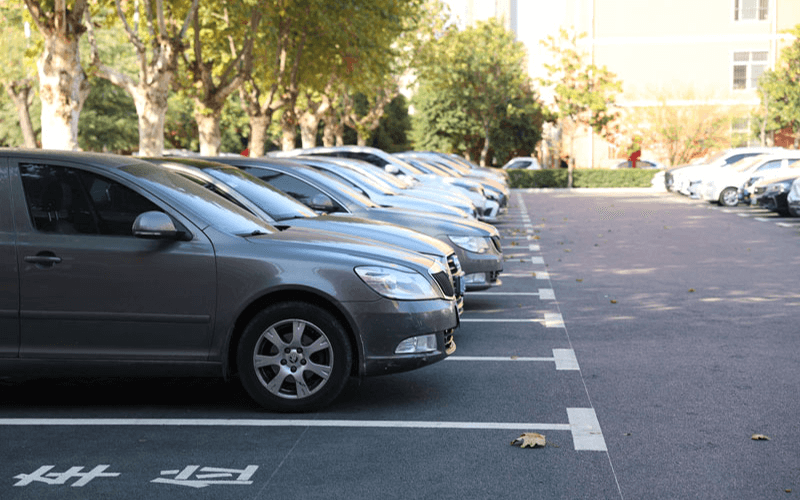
[
  {"xmin": 463, "ymin": 289, "xmax": 554, "ymax": 299},
  {"xmin": 447, "ymin": 349, "xmax": 579, "ymax": 371},
  {"xmin": 544, "ymin": 312, "xmax": 565, "ymax": 328},
  {"xmin": 498, "ymin": 272, "xmax": 549, "ymax": 280},
  {"xmin": 0, "ymin": 408, "xmax": 604, "ymax": 451},
  {"xmin": 529, "ymin": 256, "xmax": 545, "ymax": 265},
  {"xmin": 776, "ymin": 222, "xmax": 798, "ymax": 227},
  {"xmin": 567, "ymin": 408, "xmax": 607, "ymax": 451},
  {"xmin": 529, "ymin": 244, "xmax": 540, "ymax": 251}
]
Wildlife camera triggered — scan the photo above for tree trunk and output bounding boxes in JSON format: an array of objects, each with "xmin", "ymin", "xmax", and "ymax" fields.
[
  {"xmin": 195, "ymin": 107, "xmax": 222, "ymax": 156},
  {"xmin": 37, "ymin": 33, "xmax": 89, "ymax": 150},
  {"xmin": 299, "ymin": 112, "xmax": 319, "ymax": 149},
  {"xmin": 247, "ymin": 114, "xmax": 271, "ymax": 157},
  {"xmin": 480, "ymin": 122, "xmax": 491, "ymax": 167},
  {"xmin": 281, "ymin": 109, "xmax": 298, "ymax": 151},
  {"xmin": 129, "ymin": 84, "xmax": 170, "ymax": 157},
  {"xmin": 5, "ymin": 81, "xmax": 37, "ymax": 148}
]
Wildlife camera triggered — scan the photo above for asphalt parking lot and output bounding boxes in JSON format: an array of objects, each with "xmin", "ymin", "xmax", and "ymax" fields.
[{"xmin": 2, "ymin": 188, "xmax": 799, "ymax": 499}]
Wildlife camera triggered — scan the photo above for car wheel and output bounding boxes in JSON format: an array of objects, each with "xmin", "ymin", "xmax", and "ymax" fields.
[
  {"xmin": 718, "ymin": 187, "xmax": 738, "ymax": 207},
  {"xmin": 237, "ymin": 302, "xmax": 352, "ymax": 412}
]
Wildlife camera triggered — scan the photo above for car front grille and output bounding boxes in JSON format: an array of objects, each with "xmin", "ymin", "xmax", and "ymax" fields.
[
  {"xmin": 432, "ymin": 270, "xmax": 455, "ymax": 298},
  {"xmin": 491, "ymin": 236, "xmax": 501, "ymax": 252}
]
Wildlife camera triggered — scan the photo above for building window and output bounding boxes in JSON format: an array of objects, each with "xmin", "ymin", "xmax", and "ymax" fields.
[
  {"xmin": 734, "ymin": 0, "xmax": 768, "ymax": 21},
  {"xmin": 732, "ymin": 51, "xmax": 768, "ymax": 89}
]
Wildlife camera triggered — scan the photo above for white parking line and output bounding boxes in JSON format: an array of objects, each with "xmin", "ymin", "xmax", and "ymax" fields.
[
  {"xmin": 544, "ymin": 313, "xmax": 565, "ymax": 328},
  {"xmin": 539, "ymin": 289, "xmax": 556, "ymax": 300},
  {"xmin": 567, "ymin": 408, "xmax": 607, "ymax": 451},
  {"xmin": 529, "ymin": 256, "xmax": 545, "ymax": 265},
  {"xmin": 498, "ymin": 272, "xmax": 549, "ymax": 280},
  {"xmin": 447, "ymin": 349, "xmax": 579, "ymax": 371},
  {"xmin": 0, "ymin": 411, "xmax": 604, "ymax": 451},
  {"xmin": 529, "ymin": 244, "xmax": 540, "ymax": 251}
]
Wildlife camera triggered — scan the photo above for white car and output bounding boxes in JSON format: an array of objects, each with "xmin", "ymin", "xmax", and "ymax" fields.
[
  {"xmin": 666, "ymin": 147, "xmax": 783, "ymax": 195},
  {"xmin": 698, "ymin": 152, "xmax": 800, "ymax": 206},
  {"xmin": 502, "ymin": 157, "xmax": 542, "ymax": 170},
  {"xmin": 787, "ymin": 177, "xmax": 800, "ymax": 217}
]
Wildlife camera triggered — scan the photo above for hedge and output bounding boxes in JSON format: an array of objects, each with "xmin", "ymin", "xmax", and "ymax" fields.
[{"xmin": 508, "ymin": 168, "xmax": 659, "ymax": 188}]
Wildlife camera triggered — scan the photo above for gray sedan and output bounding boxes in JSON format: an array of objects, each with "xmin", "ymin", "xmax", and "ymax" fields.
[
  {"xmin": 0, "ymin": 150, "xmax": 459, "ymax": 412},
  {"xmin": 206, "ymin": 156, "xmax": 504, "ymax": 291}
]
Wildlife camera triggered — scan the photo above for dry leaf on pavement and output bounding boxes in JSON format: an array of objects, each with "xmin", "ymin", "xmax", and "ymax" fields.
[
  {"xmin": 751, "ymin": 434, "xmax": 770, "ymax": 441},
  {"xmin": 511, "ymin": 433, "xmax": 546, "ymax": 448}
]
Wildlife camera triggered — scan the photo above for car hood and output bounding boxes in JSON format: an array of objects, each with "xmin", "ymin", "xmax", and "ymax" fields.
[
  {"xmin": 345, "ymin": 207, "xmax": 499, "ymax": 238},
  {"xmin": 246, "ymin": 225, "xmax": 437, "ymax": 273},
  {"xmin": 277, "ymin": 215, "xmax": 455, "ymax": 257}
]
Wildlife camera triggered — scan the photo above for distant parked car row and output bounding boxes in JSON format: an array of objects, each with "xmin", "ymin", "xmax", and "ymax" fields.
[
  {"xmin": 663, "ymin": 146, "xmax": 800, "ymax": 216},
  {"xmin": 0, "ymin": 146, "xmax": 511, "ymax": 412}
]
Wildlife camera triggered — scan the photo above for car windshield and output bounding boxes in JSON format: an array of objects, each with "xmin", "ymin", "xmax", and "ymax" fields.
[
  {"xmin": 203, "ymin": 167, "xmax": 317, "ymax": 221},
  {"xmin": 120, "ymin": 163, "xmax": 275, "ymax": 235},
  {"xmin": 731, "ymin": 155, "xmax": 768, "ymax": 172}
]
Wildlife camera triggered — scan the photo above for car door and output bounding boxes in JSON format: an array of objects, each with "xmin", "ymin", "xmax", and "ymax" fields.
[
  {"xmin": 0, "ymin": 158, "xmax": 19, "ymax": 357},
  {"xmin": 11, "ymin": 158, "xmax": 217, "ymax": 360}
]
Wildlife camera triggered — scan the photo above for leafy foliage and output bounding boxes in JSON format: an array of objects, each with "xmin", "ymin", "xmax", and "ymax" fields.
[
  {"xmin": 411, "ymin": 17, "xmax": 542, "ymax": 165},
  {"xmin": 78, "ymin": 77, "xmax": 139, "ymax": 153},
  {"xmin": 508, "ymin": 168, "xmax": 657, "ymax": 188},
  {"xmin": 758, "ymin": 25, "xmax": 800, "ymax": 147}
]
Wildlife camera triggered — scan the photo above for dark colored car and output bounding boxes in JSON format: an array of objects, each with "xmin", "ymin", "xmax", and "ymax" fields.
[
  {"xmin": 204, "ymin": 156, "xmax": 504, "ymax": 291},
  {"xmin": 143, "ymin": 157, "xmax": 465, "ymax": 313},
  {"xmin": 0, "ymin": 150, "xmax": 459, "ymax": 412},
  {"xmin": 754, "ymin": 174, "xmax": 800, "ymax": 216}
]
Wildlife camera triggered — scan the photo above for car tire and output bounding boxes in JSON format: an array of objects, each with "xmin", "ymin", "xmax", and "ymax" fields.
[
  {"xmin": 237, "ymin": 302, "xmax": 352, "ymax": 412},
  {"xmin": 718, "ymin": 187, "xmax": 739, "ymax": 207}
]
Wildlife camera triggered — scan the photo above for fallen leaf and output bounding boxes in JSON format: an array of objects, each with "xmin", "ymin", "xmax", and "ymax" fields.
[
  {"xmin": 610, "ymin": 299, "xmax": 617, "ymax": 304},
  {"xmin": 511, "ymin": 241, "xmax": 519, "ymax": 246},
  {"xmin": 565, "ymin": 249, "xmax": 571, "ymax": 253},
  {"xmin": 510, "ymin": 355, "xmax": 519, "ymax": 360},
  {"xmin": 511, "ymin": 433, "xmax": 546, "ymax": 448},
  {"xmin": 688, "ymin": 288, "xmax": 695, "ymax": 293},
  {"xmin": 532, "ymin": 235, "xmax": 540, "ymax": 240},
  {"xmin": 752, "ymin": 434, "xmax": 770, "ymax": 441},
  {"xmin": 576, "ymin": 278, "xmax": 583, "ymax": 282}
]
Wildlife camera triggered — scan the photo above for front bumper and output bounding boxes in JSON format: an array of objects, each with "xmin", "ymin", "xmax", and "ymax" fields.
[
  {"xmin": 345, "ymin": 297, "xmax": 459, "ymax": 377},
  {"xmin": 450, "ymin": 237, "xmax": 503, "ymax": 292}
]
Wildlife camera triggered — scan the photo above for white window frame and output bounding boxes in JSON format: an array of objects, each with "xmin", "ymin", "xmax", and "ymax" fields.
[
  {"xmin": 731, "ymin": 50, "xmax": 769, "ymax": 90},
  {"xmin": 733, "ymin": 0, "xmax": 769, "ymax": 22}
]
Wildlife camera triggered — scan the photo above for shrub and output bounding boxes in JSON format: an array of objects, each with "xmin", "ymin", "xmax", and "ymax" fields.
[{"xmin": 508, "ymin": 169, "xmax": 658, "ymax": 188}]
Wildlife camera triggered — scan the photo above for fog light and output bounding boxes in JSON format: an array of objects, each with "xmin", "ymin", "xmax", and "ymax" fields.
[
  {"xmin": 464, "ymin": 272, "xmax": 487, "ymax": 285},
  {"xmin": 395, "ymin": 334, "xmax": 437, "ymax": 354}
]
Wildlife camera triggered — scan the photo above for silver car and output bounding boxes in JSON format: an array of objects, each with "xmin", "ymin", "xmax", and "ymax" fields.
[{"xmin": 0, "ymin": 150, "xmax": 459, "ymax": 412}]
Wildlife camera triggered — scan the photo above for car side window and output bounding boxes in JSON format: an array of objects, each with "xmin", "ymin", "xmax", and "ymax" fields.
[
  {"xmin": 757, "ymin": 160, "xmax": 782, "ymax": 171},
  {"xmin": 19, "ymin": 163, "xmax": 160, "ymax": 236},
  {"xmin": 248, "ymin": 170, "xmax": 344, "ymax": 211}
]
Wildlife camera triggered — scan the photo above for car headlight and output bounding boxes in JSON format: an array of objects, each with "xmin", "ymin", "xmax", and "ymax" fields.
[
  {"xmin": 773, "ymin": 180, "xmax": 794, "ymax": 193},
  {"xmin": 448, "ymin": 235, "xmax": 490, "ymax": 254},
  {"xmin": 355, "ymin": 265, "xmax": 441, "ymax": 300}
]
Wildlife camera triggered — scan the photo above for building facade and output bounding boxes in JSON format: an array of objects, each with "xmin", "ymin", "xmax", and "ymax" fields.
[{"xmin": 458, "ymin": 0, "xmax": 800, "ymax": 166}]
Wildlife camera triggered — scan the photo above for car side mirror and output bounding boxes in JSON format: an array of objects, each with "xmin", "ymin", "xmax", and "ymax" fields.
[
  {"xmin": 132, "ymin": 211, "xmax": 181, "ymax": 239},
  {"xmin": 309, "ymin": 194, "xmax": 336, "ymax": 213},
  {"xmin": 384, "ymin": 164, "xmax": 400, "ymax": 175}
]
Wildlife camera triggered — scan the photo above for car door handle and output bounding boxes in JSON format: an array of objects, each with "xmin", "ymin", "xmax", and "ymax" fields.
[{"xmin": 24, "ymin": 255, "xmax": 62, "ymax": 265}]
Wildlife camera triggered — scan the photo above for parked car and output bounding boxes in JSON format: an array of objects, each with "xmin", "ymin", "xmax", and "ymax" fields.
[
  {"xmin": 665, "ymin": 147, "xmax": 783, "ymax": 194},
  {"xmin": 753, "ymin": 172, "xmax": 800, "ymax": 216},
  {"xmin": 207, "ymin": 156, "xmax": 505, "ymax": 291},
  {"xmin": 501, "ymin": 157, "xmax": 542, "ymax": 170},
  {"xmin": 382, "ymin": 155, "xmax": 500, "ymax": 222},
  {"xmin": 274, "ymin": 146, "xmax": 510, "ymax": 214},
  {"xmin": 145, "ymin": 157, "xmax": 467, "ymax": 313},
  {"xmin": 611, "ymin": 159, "xmax": 664, "ymax": 169},
  {"xmin": 0, "ymin": 150, "xmax": 459, "ymax": 412},
  {"xmin": 395, "ymin": 150, "xmax": 510, "ymax": 209},
  {"xmin": 697, "ymin": 152, "xmax": 800, "ymax": 206},
  {"xmin": 787, "ymin": 176, "xmax": 800, "ymax": 217},
  {"xmin": 278, "ymin": 156, "xmax": 479, "ymax": 220}
]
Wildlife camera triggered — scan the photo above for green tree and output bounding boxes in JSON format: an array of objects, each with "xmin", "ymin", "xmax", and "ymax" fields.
[
  {"xmin": 181, "ymin": 2, "xmax": 261, "ymax": 155},
  {"xmin": 23, "ymin": 0, "xmax": 91, "ymax": 150},
  {"xmin": 0, "ymin": 4, "xmax": 38, "ymax": 147},
  {"xmin": 78, "ymin": 77, "xmax": 139, "ymax": 153},
  {"xmin": 411, "ymin": 17, "xmax": 540, "ymax": 166},
  {"xmin": 758, "ymin": 25, "xmax": 800, "ymax": 148},
  {"xmin": 87, "ymin": 0, "xmax": 198, "ymax": 156},
  {"xmin": 540, "ymin": 28, "xmax": 622, "ymax": 186}
]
